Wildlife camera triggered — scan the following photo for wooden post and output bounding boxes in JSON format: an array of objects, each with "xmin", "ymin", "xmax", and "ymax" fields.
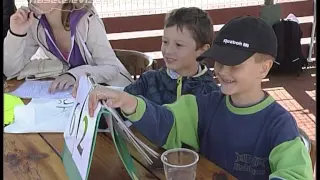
[{"xmin": 264, "ymin": 0, "xmax": 275, "ymax": 5}]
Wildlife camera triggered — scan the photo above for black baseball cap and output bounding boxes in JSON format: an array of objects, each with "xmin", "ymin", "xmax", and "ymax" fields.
[{"xmin": 197, "ymin": 16, "xmax": 277, "ymax": 66}]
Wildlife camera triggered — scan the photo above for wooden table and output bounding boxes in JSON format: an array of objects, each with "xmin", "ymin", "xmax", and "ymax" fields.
[{"xmin": 4, "ymin": 80, "xmax": 237, "ymax": 180}]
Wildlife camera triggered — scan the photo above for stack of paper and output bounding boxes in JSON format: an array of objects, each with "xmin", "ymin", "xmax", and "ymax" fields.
[
  {"xmin": 63, "ymin": 75, "xmax": 103, "ymax": 180},
  {"xmin": 4, "ymin": 98, "xmax": 75, "ymax": 133},
  {"xmin": 103, "ymin": 103, "xmax": 160, "ymax": 165},
  {"xmin": 62, "ymin": 75, "xmax": 159, "ymax": 180}
]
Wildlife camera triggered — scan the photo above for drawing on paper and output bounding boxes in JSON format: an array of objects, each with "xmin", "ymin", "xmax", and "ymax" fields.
[
  {"xmin": 77, "ymin": 116, "xmax": 88, "ymax": 156},
  {"xmin": 55, "ymin": 99, "xmax": 75, "ymax": 116},
  {"xmin": 69, "ymin": 103, "xmax": 80, "ymax": 136}
]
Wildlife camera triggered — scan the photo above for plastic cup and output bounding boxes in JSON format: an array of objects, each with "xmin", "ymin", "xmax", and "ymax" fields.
[{"xmin": 161, "ymin": 148, "xmax": 199, "ymax": 180}]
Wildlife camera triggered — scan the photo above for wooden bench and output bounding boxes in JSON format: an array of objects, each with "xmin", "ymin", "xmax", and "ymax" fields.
[{"xmin": 114, "ymin": 49, "xmax": 155, "ymax": 80}]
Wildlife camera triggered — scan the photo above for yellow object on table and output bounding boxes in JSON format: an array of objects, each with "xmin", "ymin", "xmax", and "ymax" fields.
[{"xmin": 4, "ymin": 93, "xmax": 24, "ymax": 126}]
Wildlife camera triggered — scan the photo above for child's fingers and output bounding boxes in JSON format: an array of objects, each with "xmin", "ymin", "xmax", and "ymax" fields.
[
  {"xmin": 72, "ymin": 79, "xmax": 79, "ymax": 98},
  {"xmin": 105, "ymin": 99, "xmax": 122, "ymax": 108},
  {"xmin": 88, "ymin": 88, "xmax": 106, "ymax": 117},
  {"xmin": 106, "ymin": 99, "xmax": 113, "ymax": 107},
  {"xmin": 88, "ymin": 86, "xmax": 123, "ymax": 116},
  {"xmin": 88, "ymin": 91, "xmax": 98, "ymax": 117}
]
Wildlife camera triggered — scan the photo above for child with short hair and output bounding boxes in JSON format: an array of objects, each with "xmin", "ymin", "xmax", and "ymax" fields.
[
  {"xmin": 123, "ymin": 7, "xmax": 219, "ymax": 105},
  {"xmin": 88, "ymin": 16, "xmax": 313, "ymax": 179}
]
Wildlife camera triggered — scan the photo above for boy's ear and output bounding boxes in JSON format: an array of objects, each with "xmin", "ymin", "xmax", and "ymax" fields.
[
  {"xmin": 260, "ymin": 59, "xmax": 273, "ymax": 78},
  {"xmin": 197, "ymin": 44, "xmax": 210, "ymax": 56}
]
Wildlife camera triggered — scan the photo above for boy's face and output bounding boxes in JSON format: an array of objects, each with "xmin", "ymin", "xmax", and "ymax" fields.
[
  {"xmin": 214, "ymin": 54, "xmax": 273, "ymax": 96},
  {"xmin": 161, "ymin": 25, "xmax": 208, "ymax": 73}
]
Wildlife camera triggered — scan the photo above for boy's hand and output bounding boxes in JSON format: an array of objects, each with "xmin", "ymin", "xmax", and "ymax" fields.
[{"xmin": 88, "ymin": 85, "xmax": 138, "ymax": 117}]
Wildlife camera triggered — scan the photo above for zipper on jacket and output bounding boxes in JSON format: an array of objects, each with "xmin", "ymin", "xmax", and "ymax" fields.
[
  {"xmin": 176, "ymin": 76, "xmax": 182, "ymax": 100},
  {"xmin": 36, "ymin": 22, "xmax": 71, "ymax": 68}
]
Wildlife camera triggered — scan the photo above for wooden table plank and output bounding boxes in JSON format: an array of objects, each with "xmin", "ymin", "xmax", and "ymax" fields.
[
  {"xmin": 4, "ymin": 134, "xmax": 68, "ymax": 180},
  {"xmin": 40, "ymin": 133, "xmax": 159, "ymax": 180}
]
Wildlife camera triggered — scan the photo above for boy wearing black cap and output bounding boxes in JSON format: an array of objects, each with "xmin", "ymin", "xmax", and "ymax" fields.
[{"xmin": 88, "ymin": 16, "xmax": 313, "ymax": 179}]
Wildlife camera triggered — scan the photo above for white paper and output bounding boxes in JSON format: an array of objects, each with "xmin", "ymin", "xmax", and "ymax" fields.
[
  {"xmin": 72, "ymin": 101, "xmax": 101, "ymax": 180},
  {"xmin": 13, "ymin": 105, "xmax": 36, "ymax": 125},
  {"xmin": 76, "ymin": 76, "xmax": 92, "ymax": 108},
  {"xmin": 65, "ymin": 76, "xmax": 92, "ymax": 153},
  {"xmin": 64, "ymin": 102, "xmax": 82, "ymax": 153},
  {"xmin": 64, "ymin": 75, "xmax": 101, "ymax": 180},
  {"xmin": 4, "ymin": 98, "xmax": 75, "ymax": 133},
  {"xmin": 10, "ymin": 80, "xmax": 72, "ymax": 99},
  {"xmin": 62, "ymin": 75, "xmax": 134, "ymax": 179}
]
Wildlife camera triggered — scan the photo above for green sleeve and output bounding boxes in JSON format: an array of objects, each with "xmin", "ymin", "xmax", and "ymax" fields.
[
  {"xmin": 162, "ymin": 95, "xmax": 199, "ymax": 151},
  {"xmin": 269, "ymin": 137, "xmax": 313, "ymax": 180},
  {"xmin": 122, "ymin": 97, "xmax": 146, "ymax": 122},
  {"xmin": 123, "ymin": 95, "xmax": 200, "ymax": 151}
]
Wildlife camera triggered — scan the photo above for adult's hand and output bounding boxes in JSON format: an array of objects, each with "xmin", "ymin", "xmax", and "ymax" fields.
[
  {"xmin": 49, "ymin": 74, "xmax": 76, "ymax": 93},
  {"xmin": 10, "ymin": 7, "xmax": 34, "ymax": 35}
]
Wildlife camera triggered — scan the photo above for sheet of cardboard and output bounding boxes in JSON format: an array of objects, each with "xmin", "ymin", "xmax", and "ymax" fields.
[{"xmin": 62, "ymin": 76, "xmax": 102, "ymax": 180}]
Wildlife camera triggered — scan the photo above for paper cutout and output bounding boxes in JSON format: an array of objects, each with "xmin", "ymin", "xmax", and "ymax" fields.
[{"xmin": 4, "ymin": 98, "xmax": 75, "ymax": 133}]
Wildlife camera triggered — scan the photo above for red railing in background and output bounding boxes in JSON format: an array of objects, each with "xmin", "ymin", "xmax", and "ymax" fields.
[{"xmin": 102, "ymin": 0, "xmax": 316, "ymax": 69}]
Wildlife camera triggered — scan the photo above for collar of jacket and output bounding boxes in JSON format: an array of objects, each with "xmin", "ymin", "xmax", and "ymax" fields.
[{"xmin": 166, "ymin": 64, "xmax": 209, "ymax": 79}]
